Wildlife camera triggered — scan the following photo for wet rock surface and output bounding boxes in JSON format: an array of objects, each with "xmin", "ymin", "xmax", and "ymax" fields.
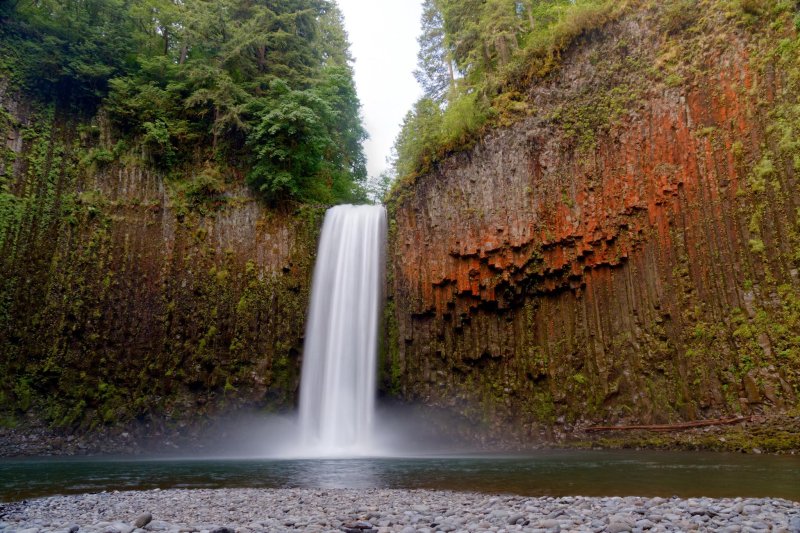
[
  {"xmin": 1, "ymin": 489, "xmax": 799, "ymax": 533},
  {"xmin": 387, "ymin": 5, "xmax": 800, "ymax": 436}
]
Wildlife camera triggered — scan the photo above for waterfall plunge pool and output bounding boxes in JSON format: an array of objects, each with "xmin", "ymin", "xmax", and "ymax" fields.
[
  {"xmin": 2, "ymin": 450, "xmax": 799, "ymax": 503},
  {"xmin": 7, "ymin": 208, "xmax": 795, "ymax": 505}
]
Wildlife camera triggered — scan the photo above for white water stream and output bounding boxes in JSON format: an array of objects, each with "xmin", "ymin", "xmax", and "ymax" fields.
[{"xmin": 297, "ymin": 204, "xmax": 387, "ymax": 456}]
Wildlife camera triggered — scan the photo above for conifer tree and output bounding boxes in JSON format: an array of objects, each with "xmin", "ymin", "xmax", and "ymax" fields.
[
  {"xmin": 1, "ymin": 0, "xmax": 368, "ymax": 204},
  {"xmin": 415, "ymin": 0, "xmax": 455, "ymax": 103}
]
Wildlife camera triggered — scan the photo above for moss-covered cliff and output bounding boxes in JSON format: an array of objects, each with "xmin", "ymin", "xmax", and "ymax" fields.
[
  {"xmin": 386, "ymin": 1, "xmax": 800, "ymax": 442},
  {"xmin": 0, "ymin": 88, "xmax": 323, "ymax": 431}
]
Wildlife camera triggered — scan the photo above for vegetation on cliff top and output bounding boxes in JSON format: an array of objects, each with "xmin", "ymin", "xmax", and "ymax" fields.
[
  {"xmin": 389, "ymin": 0, "xmax": 800, "ymax": 194},
  {"xmin": 389, "ymin": 0, "xmax": 628, "ymax": 187},
  {"xmin": 0, "ymin": 0, "xmax": 367, "ymax": 204}
]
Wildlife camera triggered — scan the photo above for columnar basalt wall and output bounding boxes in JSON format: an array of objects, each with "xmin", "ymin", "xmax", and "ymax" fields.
[
  {"xmin": 0, "ymin": 92, "xmax": 322, "ymax": 429},
  {"xmin": 387, "ymin": 10, "xmax": 800, "ymax": 437}
]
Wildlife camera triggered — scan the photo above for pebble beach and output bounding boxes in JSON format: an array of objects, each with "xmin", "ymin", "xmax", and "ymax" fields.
[{"xmin": 2, "ymin": 489, "xmax": 799, "ymax": 533}]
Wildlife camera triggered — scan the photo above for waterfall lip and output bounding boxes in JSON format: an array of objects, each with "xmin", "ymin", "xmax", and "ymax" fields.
[{"xmin": 294, "ymin": 204, "xmax": 387, "ymax": 459}]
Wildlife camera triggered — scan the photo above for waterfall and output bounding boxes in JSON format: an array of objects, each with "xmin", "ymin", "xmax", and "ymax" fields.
[{"xmin": 298, "ymin": 204, "xmax": 387, "ymax": 456}]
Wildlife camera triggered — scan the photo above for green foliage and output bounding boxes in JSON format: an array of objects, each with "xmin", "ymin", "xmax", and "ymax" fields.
[
  {"xmin": 391, "ymin": 98, "xmax": 445, "ymax": 179},
  {"xmin": 551, "ymin": 84, "xmax": 639, "ymax": 150},
  {"xmin": 738, "ymin": 0, "xmax": 771, "ymax": 16},
  {"xmin": 661, "ymin": 0, "xmax": 700, "ymax": 34},
  {"xmin": 416, "ymin": 0, "xmax": 455, "ymax": 103},
  {"xmin": 440, "ymin": 92, "xmax": 490, "ymax": 148},
  {"xmin": 247, "ymin": 76, "xmax": 366, "ymax": 204},
  {"xmin": 169, "ymin": 163, "xmax": 228, "ymax": 215},
  {"xmin": 0, "ymin": 0, "xmax": 138, "ymax": 106},
  {"xmin": 749, "ymin": 238, "xmax": 766, "ymax": 254},
  {"xmin": 1, "ymin": 0, "xmax": 367, "ymax": 204},
  {"xmin": 391, "ymin": 0, "xmax": 627, "ymax": 184},
  {"xmin": 733, "ymin": 0, "xmax": 797, "ymax": 24}
]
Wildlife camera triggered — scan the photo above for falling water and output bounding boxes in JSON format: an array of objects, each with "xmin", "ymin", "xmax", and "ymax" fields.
[{"xmin": 298, "ymin": 204, "xmax": 387, "ymax": 456}]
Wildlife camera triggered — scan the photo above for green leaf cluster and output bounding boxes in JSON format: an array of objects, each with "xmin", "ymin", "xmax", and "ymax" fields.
[{"xmin": 0, "ymin": 0, "xmax": 367, "ymax": 204}]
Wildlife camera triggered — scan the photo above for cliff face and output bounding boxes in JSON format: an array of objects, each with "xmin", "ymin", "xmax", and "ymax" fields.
[
  {"xmin": 387, "ymin": 6, "xmax": 800, "ymax": 436},
  {"xmin": 0, "ymin": 89, "xmax": 321, "ymax": 429}
]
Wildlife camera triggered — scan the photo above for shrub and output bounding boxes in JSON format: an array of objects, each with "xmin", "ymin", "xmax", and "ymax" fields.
[
  {"xmin": 661, "ymin": 0, "xmax": 700, "ymax": 34},
  {"xmin": 738, "ymin": 0, "xmax": 770, "ymax": 16},
  {"xmin": 440, "ymin": 92, "xmax": 489, "ymax": 148}
]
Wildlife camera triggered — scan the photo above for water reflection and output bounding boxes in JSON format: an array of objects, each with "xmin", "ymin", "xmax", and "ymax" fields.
[
  {"xmin": 287, "ymin": 459, "xmax": 383, "ymax": 490},
  {"xmin": 2, "ymin": 451, "xmax": 799, "ymax": 503}
]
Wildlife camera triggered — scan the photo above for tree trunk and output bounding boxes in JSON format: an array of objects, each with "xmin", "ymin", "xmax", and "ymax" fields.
[
  {"xmin": 212, "ymin": 107, "xmax": 219, "ymax": 149},
  {"xmin": 258, "ymin": 45, "xmax": 267, "ymax": 72},
  {"xmin": 496, "ymin": 35, "xmax": 510, "ymax": 67},
  {"xmin": 482, "ymin": 42, "xmax": 493, "ymax": 72},
  {"xmin": 447, "ymin": 54, "xmax": 456, "ymax": 98},
  {"xmin": 586, "ymin": 416, "xmax": 750, "ymax": 432}
]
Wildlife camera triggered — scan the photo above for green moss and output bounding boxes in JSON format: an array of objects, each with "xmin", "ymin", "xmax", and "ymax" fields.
[
  {"xmin": 0, "ymin": 97, "xmax": 326, "ymax": 427},
  {"xmin": 660, "ymin": 0, "xmax": 700, "ymax": 34},
  {"xmin": 748, "ymin": 238, "xmax": 766, "ymax": 254},
  {"xmin": 551, "ymin": 83, "xmax": 642, "ymax": 152}
]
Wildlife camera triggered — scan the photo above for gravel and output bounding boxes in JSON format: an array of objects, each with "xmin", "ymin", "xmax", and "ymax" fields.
[{"xmin": 1, "ymin": 489, "xmax": 798, "ymax": 533}]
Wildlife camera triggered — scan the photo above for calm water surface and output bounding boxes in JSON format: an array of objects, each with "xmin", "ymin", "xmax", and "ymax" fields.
[{"xmin": 2, "ymin": 450, "xmax": 798, "ymax": 503}]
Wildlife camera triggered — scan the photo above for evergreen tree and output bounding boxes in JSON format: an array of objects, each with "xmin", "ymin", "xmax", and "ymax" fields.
[
  {"xmin": 480, "ymin": 0, "xmax": 524, "ymax": 69},
  {"xmin": 414, "ymin": 0, "xmax": 454, "ymax": 103},
  {"xmin": 1, "ymin": 0, "xmax": 368, "ymax": 204},
  {"xmin": 392, "ymin": 0, "xmax": 615, "ymax": 182}
]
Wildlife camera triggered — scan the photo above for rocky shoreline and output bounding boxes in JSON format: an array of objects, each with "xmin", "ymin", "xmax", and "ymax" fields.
[{"xmin": 1, "ymin": 489, "xmax": 799, "ymax": 533}]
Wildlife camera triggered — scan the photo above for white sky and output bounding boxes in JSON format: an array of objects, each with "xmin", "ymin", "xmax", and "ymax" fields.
[{"xmin": 335, "ymin": 0, "xmax": 424, "ymax": 179}]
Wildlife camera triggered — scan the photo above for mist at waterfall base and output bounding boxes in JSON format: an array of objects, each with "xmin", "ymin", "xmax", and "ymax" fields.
[
  {"xmin": 195, "ymin": 403, "xmax": 480, "ymax": 459},
  {"xmin": 213, "ymin": 204, "xmax": 473, "ymax": 459}
]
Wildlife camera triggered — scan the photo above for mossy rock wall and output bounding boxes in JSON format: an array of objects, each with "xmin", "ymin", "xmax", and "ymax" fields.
[
  {"xmin": 386, "ymin": 3, "xmax": 800, "ymax": 440},
  {"xmin": 0, "ymin": 87, "xmax": 323, "ymax": 429}
]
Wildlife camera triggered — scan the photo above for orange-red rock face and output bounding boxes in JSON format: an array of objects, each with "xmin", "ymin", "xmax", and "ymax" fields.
[{"xmin": 388, "ymin": 15, "xmax": 800, "ymax": 434}]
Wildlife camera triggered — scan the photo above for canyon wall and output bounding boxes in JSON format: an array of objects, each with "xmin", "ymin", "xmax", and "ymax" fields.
[
  {"xmin": 0, "ymin": 90, "xmax": 321, "ymax": 429},
  {"xmin": 387, "ymin": 6, "xmax": 800, "ymax": 437}
]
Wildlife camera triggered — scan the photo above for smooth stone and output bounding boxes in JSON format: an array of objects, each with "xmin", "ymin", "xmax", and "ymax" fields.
[
  {"xmin": 606, "ymin": 522, "xmax": 633, "ymax": 533},
  {"xmin": 538, "ymin": 519, "xmax": 560, "ymax": 528},
  {"xmin": 507, "ymin": 514, "xmax": 525, "ymax": 525},
  {"xmin": 143, "ymin": 520, "xmax": 171, "ymax": 530},
  {"xmin": 134, "ymin": 514, "xmax": 152, "ymax": 529},
  {"xmin": 110, "ymin": 523, "xmax": 134, "ymax": 533}
]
